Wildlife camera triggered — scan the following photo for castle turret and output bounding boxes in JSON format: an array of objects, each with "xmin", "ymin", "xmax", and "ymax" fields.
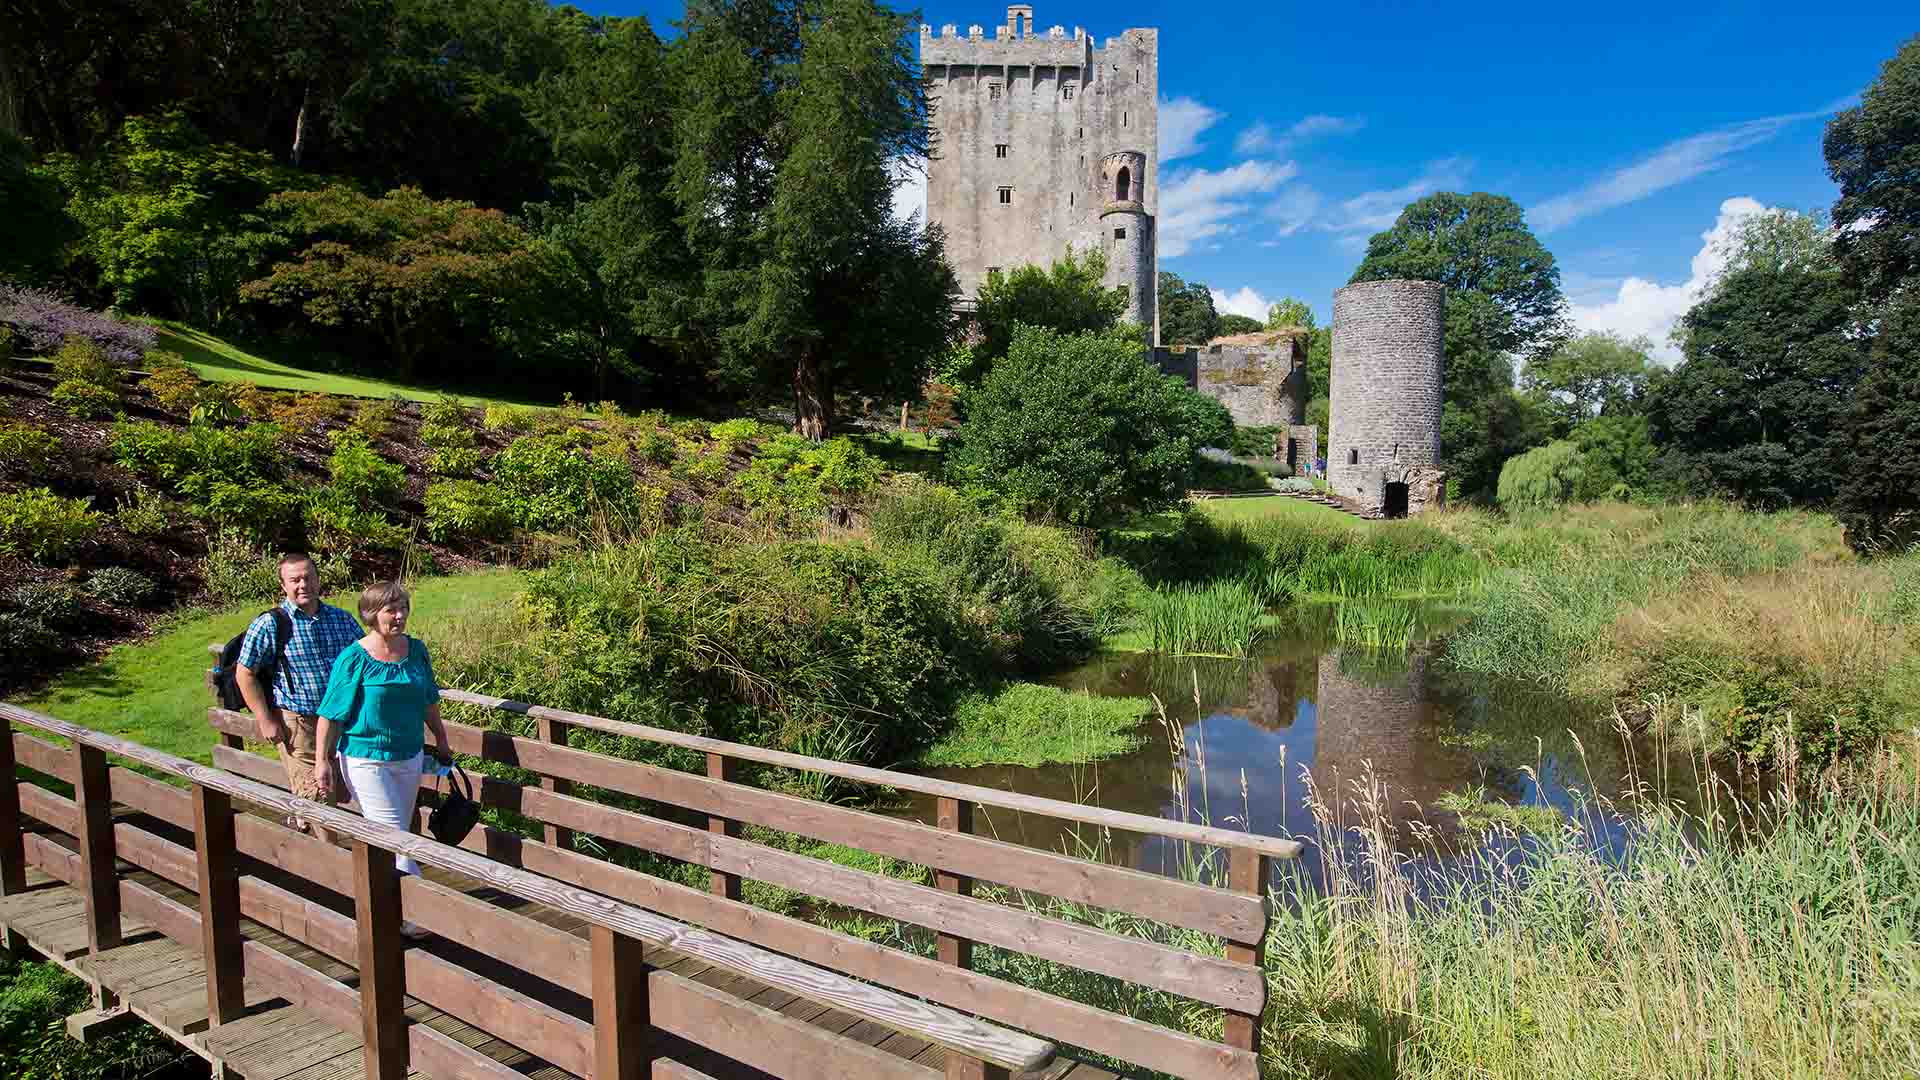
[{"xmin": 1099, "ymin": 150, "xmax": 1155, "ymax": 333}]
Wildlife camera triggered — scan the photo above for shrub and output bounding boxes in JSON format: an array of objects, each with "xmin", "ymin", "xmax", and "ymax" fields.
[
  {"xmin": 735, "ymin": 435, "xmax": 883, "ymax": 526},
  {"xmin": 948, "ymin": 325, "xmax": 1213, "ymax": 526},
  {"xmin": 232, "ymin": 382, "xmax": 276, "ymax": 420},
  {"xmin": 0, "ymin": 612, "xmax": 56, "ymax": 679},
  {"xmin": 51, "ymin": 336, "xmax": 118, "ymax": 386},
  {"xmin": 110, "ymin": 420, "xmax": 287, "ymax": 500},
  {"xmin": 419, "ymin": 411, "xmax": 478, "ymax": 451},
  {"xmin": 0, "ymin": 324, "xmax": 13, "ymax": 369},
  {"xmin": 0, "ymin": 421, "xmax": 61, "ymax": 478},
  {"xmin": 6, "ymin": 581, "xmax": 83, "ymax": 629},
  {"xmin": 493, "ymin": 434, "xmax": 636, "ymax": 530},
  {"xmin": 0, "ymin": 284, "xmax": 156, "ymax": 364},
  {"xmin": 671, "ymin": 440, "xmax": 731, "ymax": 485},
  {"xmin": 1497, "ymin": 440, "xmax": 1595, "ymax": 511},
  {"xmin": 709, "ymin": 418, "xmax": 772, "ymax": 454},
  {"xmin": 427, "ymin": 445, "xmax": 486, "ymax": 477},
  {"xmin": 670, "ymin": 418, "xmax": 710, "ymax": 441},
  {"xmin": 202, "ymin": 480, "xmax": 305, "ymax": 543},
  {"xmin": 483, "ymin": 403, "xmax": 535, "ymax": 432},
  {"xmin": 270, "ymin": 392, "xmax": 344, "ymax": 429},
  {"xmin": 633, "ymin": 426, "xmax": 674, "ymax": 465},
  {"xmin": 188, "ymin": 382, "xmax": 248, "ymax": 426},
  {"xmin": 305, "ymin": 498, "xmax": 410, "ymax": 558},
  {"xmin": 351, "ymin": 397, "xmax": 402, "ymax": 439},
  {"xmin": 421, "ymin": 396, "xmax": 471, "ymax": 432},
  {"xmin": 199, "ymin": 527, "xmax": 283, "ymax": 605},
  {"xmin": 142, "ymin": 363, "xmax": 203, "ymax": 412},
  {"xmin": 326, "ymin": 430, "xmax": 405, "ymax": 507},
  {"xmin": 1230, "ymin": 425, "xmax": 1286, "ymax": 458},
  {"xmin": 83, "ymin": 566, "xmax": 156, "ymax": 606},
  {"xmin": 0, "ymin": 488, "xmax": 103, "ymax": 561},
  {"xmin": 51, "ymin": 377, "xmax": 119, "ymax": 418},
  {"xmin": 424, "ymin": 479, "xmax": 514, "ymax": 542},
  {"xmin": 113, "ymin": 487, "xmax": 174, "ymax": 537}
]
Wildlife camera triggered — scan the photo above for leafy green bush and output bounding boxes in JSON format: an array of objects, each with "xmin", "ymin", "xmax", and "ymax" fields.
[
  {"xmin": 633, "ymin": 426, "xmax": 674, "ymax": 465},
  {"xmin": 427, "ymin": 445, "xmax": 486, "ymax": 477},
  {"xmin": 709, "ymin": 418, "xmax": 772, "ymax": 454},
  {"xmin": 142, "ymin": 362, "xmax": 202, "ymax": 412},
  {"xmin": 51, "ymin": 377, "xmax": 120, "ymax": 418},
  {"xmin": 0, "ymin": 612, "xmax": 55, "ymax": 680},
  {"xmin": 0, "ymin": 324, "xmax": 13, "ymax": 369},
  {"xmin": 202, "ymin": 480, "xmax": 305, "ymax": 543},
  {"xmin": 420, "ymin": 415, "xmax": 478, "ymax": 451},
  {"xmin": 421, "ymin": 395, "xmax": 471, "ymax": 432},
  {"xmin": 110, "ymin": 420, "xmax": 287, "ymax": 499},
  {"xmin": 670, "ymin": 418, "xmax": 710, "ymax": 440},
  {"xmin": 493, "ymin": 433, "xmax": 636, "ymax": 530},
  {"xmin": 0, "ymin": 488, "xmax": 102, "ymax": 561},
  {"xmin": 51, "ymin": 335, "xmax": 117, "ymax": 385},
  {"xmin": 83, "ymin": 566, "xmax": 156, "ymax": 606},
  {"xmin": 325, "ymin": 430, "xmax": 405, "ymax": 506},
  {"xmin": 270, "ymin": 392, "xmax": 344, "ymax": 428},
  {"xmin": 425, "ymin": 479, "xmax": 514, "ymax": 542},
  {"xmin": 305, "ymin": 498, "xmax": 410, "ymax": 558},
  {"xmin": 112, "ymin": 487, "xmax": 173, "ymax": 537},
  {"xmin": 351, "ymin": 397, "xmax": 402, "ymax": 439},
  {"xmin": 6, "ymin": 581, "xmax": 82, "ymax": 629},
  {"xmin": 1498, "ymin": 439, "xmax": 1600, "ymax": 511},
  {"xmin": 948, "ymin": 325, "xmax": 1215, "ymax": 525},
  {"xmin": 199, "ymin": 527, "xmax": 283, "ymax": 604},
  {"xmin": 734, "ymin": 435, "xmax": 883, "ymax": 526},
  {"xmin": 0, "ymin": 421, "xmax": 61, "ymax": 478},
  {"xmin": 1229, "ymin": 425, "xmax": 1286, "ymax": 458},
  {"xmin": 484, "ymin": 403, "xmax": 535, "ymax": 432},
  {"xmin": 0, "ymin": 952, "xmax": 185, "ymax": 1077}
]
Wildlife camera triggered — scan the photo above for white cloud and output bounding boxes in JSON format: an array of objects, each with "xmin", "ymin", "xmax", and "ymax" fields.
[
  {"xmin": 1530, "ymin": 101, "xmax": 1850, "ymax": 232},
  {"xmin": 1210, "ymin": 286, "xmax": 1275, "ymax": 322},
  {"xmin": 1567, "ymin": 196, "xmax": 1771, "ymax": 363},
  {"xmin": 1160, "ymin": 97, "xmax": 1225, "ymax": 163},
  {"xmin": 1322, "ymin": 157, "xmax": 1472, "ymax": 237},
  {"xmin": 889, "ymin": 158, "xmax": 926, "ymax": 224},
  {"xmin": 1234, "ymin": 122, "xmax": 1276, "ymax": 156},
  {"xmin": 1160, "ymin": 160, "xmax": 1299, "ymax": 257},
  {"xmin": 1289, "ymin": 114, "xmax": 1365, "ymax": 138},
  {"xmin": 1264, "ymin": 185, "xmax": 1323, "ymax": 236}
]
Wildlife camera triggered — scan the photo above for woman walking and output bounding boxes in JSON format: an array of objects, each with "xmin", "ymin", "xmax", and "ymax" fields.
[{"xmin": 313, "ymin": 581, "xmax": 452, "ymax": 938}]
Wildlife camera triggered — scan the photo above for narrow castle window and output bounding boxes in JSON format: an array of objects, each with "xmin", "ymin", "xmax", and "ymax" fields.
[
  {"xmin": 1113, "ymin": 227, "xmax": 1126, "ymax": 239},
  {"xmin": 1122, "ymin": 111, "xmax": 1129, "ymax": 127},
  {"xmin": 1062, "ymin": 84, "xmax": 1074, "ymax": 100},
  {"xmin": 1077, "ymin": 126, "xmax": 1083, "ymax": 138},
  {"xmin": 1115, "ymin": 166, "xmax": 1130, "ymax": 202},
  {"xmin": 997, "ymin": 187, "xmax": 1012, "ymax": 204},
  {"xmin": 1068, "ymin": 192, "xmax": 1074, "ymax": 207},
  {"xmin": 1348, "ymin": 448, "xmax": 1359, "ymax": 465},
  {"xmin": 995, "ymin": 144, "xmax": 1008, "ymax": 158},
  {"xmin": 988, "ymin": 83, "xmax": 1001, "ymax": 100},
  {"xmin": 1135, "ymin": 70, "xmax": 1140, "ymax": 84}
]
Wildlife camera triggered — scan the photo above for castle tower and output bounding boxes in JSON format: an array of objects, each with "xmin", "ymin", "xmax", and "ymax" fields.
[
  {"xmin": 1099, "ymin": 150, "xmax": 1154, "ymax": 331},
  {"xmin": 920, "ymin": 8, "xmax": 1159, "ymax": 331},
  {"xmin": 1328, "ymin": 280, "xmax": 1447, "ymax": 517}
]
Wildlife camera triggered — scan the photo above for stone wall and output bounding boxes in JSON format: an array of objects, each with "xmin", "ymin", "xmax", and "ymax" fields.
[
  {"xmin": 1327, "ymin": 279, "xmax": 1445, "ymax": 515},
  {"xmin": 1153, "ymin": 332, "xmax": 1307, "ymax": 429},
  {"xmin": 1285, "ymin": 424, "xmax": 1319, "ymax": 476}
]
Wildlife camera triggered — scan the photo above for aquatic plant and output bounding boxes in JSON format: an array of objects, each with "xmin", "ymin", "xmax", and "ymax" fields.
[{"xmin": 1140, "ymin": 579, "xmax": 1269, "ymax": 657}]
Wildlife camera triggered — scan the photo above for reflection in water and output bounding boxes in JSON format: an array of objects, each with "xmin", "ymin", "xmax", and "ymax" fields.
[{"xmin": 901, "ymin": 640, "xmax": 1662, "ymax": 888}]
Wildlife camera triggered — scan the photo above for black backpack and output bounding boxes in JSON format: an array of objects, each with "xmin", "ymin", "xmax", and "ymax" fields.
[{"xmin": 212, "ymin": 607, "xmax": 293, "ymax": 713}]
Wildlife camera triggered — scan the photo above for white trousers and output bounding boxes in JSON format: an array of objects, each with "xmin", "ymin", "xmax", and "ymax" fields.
[{"xmin": 341, "ymin": 753, "xmax": 425, "ymax": 876}]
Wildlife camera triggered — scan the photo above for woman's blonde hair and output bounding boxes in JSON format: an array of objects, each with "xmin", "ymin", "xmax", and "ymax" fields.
[{"xmin": 357, "ymin": 580, "xmax": 411, "ymax": 625}]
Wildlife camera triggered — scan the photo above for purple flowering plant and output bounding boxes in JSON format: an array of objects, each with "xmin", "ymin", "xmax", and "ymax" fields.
[{"xmin": 0, "ymin": 284, "xmax": 156, "ymax": 366}]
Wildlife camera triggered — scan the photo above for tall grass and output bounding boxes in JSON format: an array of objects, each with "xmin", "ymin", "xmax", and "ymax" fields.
[{"xmin": 1141, "ymin": 579, "xmax": 1269, "ymax": 657}]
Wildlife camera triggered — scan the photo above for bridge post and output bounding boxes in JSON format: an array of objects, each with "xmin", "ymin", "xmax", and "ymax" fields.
[
  {"xmin": 192, "ymin": 785, "xmax": 247, "ymax": 1026},
  {"xmin": 74, "ymin": 745, "xmax": 120, "ymax": 956},
  {"xmin": 352, "ymin": 841, "xmax": 409, "ymax": 1080},
  {"xmin": 935, "ymin": 796, "xmax": 1005, "ymax": 1080},
  {"xmin": 0, "ymin": 711, "xmax": 26, "ymax": 897},
  {"xmin": 537, "ymin": 715, "xmax": 574, "ymax": 851},
  {"xmin": 705, "ymin": 753, "xmax": 741, "ymax": 902},
  {"xmin": 1223, "ymin": 846, "xmax": 1272, "ymax": 1060},
  {"xmin": 591, "ymin": 924, "xmax": 654, "ymax": 1080}
]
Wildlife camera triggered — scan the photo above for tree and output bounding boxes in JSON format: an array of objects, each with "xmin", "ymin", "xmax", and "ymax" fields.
[
  {"xmin": 949, "ymin": 325, "xmax": 1214, "ymax": 525},
  {"xmin": 0, "ymin": 131, "xmax": 73, "ymax": 281},
  {"xmin": 963, "ymin": 249, "xmax": 1125, "ymax": 383},
  {"xmin": 1216, "ymin": 313, "xmax": 1264, "ymax": 335},
  {"xmin": 1573, "ymin": 413, "xmax": 1658, "ymax": 497},
  {"xmin": 1825, "ymin": 34, "xmax": 1920, "ymax": 301},
  {"xmin": 1443, "ymin": 390, "xmax": 1554, "ymax": 502},
  {"xmin": 1496, "ymin": 440, "xmax": 1591, "ymax": 511},
  {"xmin": 241, "ymin": 186, "xmax": 538, "ymax": 378},
  {"xmin": 1350, "ymin": 192, "xmax": 1569, "ymax": 499},
  {"xmin": 1265, "ymin": 297, "xmax": 1314, "ymax": 331},
  {"xmin": 1644, "ymin": 221, "xmax": 1862, "ymax": 509},
  {"xmin": 668, "ymin": 0, "xmax": 954, "ymax": 440},
  {"xmin": 1522, "ymin": 331, "xmax": 1653, "ymax": 435},
  {"xmin": 1833, "ymin": 289, "xmax": 1920, "ymax": 552},
  {"xmin": 1157, "ymin": 271, "xmax": 1216, "ymax": 346}
]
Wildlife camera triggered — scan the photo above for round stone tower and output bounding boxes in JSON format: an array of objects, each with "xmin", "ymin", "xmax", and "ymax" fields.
[
  {"xmin": 1328, "ymin": 279, "xmax": 1445, "ymax": 516},
  {"xmin": 1099, "ymin": 150, "xmax": 1155, "ymax": 333}
]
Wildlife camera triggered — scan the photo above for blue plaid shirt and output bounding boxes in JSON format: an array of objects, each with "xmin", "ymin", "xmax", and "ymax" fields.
[{"xmin": 237, "ymin": 600, "xmax": 362, "ymax": 715}]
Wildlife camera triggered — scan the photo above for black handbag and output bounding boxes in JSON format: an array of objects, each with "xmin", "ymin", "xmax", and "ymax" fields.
[{"xmin": 427, "ymin": 760, "xmax": 480, "ymax": 846}]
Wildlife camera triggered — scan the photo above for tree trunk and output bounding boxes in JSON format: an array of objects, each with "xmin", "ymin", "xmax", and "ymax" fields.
[
  {"xmin": 793, "ymin": 350, "xmax": 831, "ymax": 442},
  {"xmin": 291, "ymin": 84, "xmax": 310, "ymax": 167}
]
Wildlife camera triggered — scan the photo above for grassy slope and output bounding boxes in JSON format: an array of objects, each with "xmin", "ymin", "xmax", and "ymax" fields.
[
  {"xmin": 21, "ymin": 569, "xmax": 523, "ymax": 766},
  {"xmin": 1198, "ymin": 493, "xmax": 1363, "ymax": 527},
  {"xmin": 150, "ymin": 321, "xmax": 542, "ymax": 408}
]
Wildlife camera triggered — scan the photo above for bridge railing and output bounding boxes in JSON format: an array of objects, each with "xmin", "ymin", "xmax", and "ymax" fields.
[
  {"xmin": 0, "ymin": 702, "xmax": 1053, "ymax": 1080},
  {"xmin": 198, "ymin": 658, "xmax": 1300, "ymax": 1079}
]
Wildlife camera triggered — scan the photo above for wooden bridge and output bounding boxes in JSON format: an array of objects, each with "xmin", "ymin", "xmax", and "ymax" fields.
[{"xmin": 0, "ymin": 674, "xmax": 1301, "ymax": 1080}]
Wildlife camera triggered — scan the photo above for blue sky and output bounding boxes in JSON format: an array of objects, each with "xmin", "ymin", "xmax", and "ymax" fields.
[{"xmin": 575, "ymin": 1, "xmax": 1913, "ymax": 358}]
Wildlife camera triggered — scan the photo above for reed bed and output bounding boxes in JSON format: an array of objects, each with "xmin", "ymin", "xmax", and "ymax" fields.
[{"xmin": 1140, "ymin": 578, "xmax": 1269, "ymax": 657}]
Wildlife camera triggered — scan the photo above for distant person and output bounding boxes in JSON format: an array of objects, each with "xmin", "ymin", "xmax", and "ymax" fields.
[
  {"xmin": 235, "ymin": 553, "xmax": 360, "ymax": 843},
  {"xmin": 313, "ymin": 581, "xmax": 452, "ymax": 939}
]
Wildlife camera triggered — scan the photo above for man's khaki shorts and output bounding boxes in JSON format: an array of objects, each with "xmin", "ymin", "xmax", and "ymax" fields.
[{"xmin": 277, "ymin": 711, "xmax": 340, "ymax": 806}]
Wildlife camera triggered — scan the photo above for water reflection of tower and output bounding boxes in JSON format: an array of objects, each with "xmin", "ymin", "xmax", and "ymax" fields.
[{"xmin": 1310, "ymin": 650, "xmax": 1473, "ymax": 828}]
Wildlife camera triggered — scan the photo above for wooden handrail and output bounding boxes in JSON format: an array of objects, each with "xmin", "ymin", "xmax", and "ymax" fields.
[
  {"xmin": 203, "ymin": 642, "xmax": 1303, "ymax": 860},
  {"xmin": 0, "ymin": 702, "xmax": 1055, "ymax": 1074}
]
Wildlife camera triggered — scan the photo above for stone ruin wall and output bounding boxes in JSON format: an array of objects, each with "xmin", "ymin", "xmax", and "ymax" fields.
[
  {"xmin": 1327, "ymin": 279, "xmax": 1446, "ymax": 515},
  {"xmin": 1153, "ymin": 333, "xmax": 1307, "ymax": 431}
]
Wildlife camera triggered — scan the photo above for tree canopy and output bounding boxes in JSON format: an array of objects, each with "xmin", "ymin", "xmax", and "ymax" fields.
[
  {"xmin": 1522, "ymin": 331, "xmax": 1654, "ymax": 436},
  {"xmin": 1157, "ymin": 271, "xmax": 1217, "ymax": 346}
]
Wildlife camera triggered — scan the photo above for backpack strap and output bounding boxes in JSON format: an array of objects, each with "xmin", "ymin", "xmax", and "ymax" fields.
[{"xmin": 257, "ymin": 606, "xmax": 294, "ymax": 686}]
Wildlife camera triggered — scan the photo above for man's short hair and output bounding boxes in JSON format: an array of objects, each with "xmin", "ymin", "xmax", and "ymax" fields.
[
  {"xmin": 277, "ymin": 552, "xmax": 317, "ymax": 579},
  {"xmin": 358, "ymin": 580, "xmax": 412, "ymax": 626}
]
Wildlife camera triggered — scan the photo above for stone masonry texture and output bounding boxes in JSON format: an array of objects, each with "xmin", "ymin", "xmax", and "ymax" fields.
[
  {"xmin": 1328, "ymin": 279, "xmax": 1445, "ymax": 513},
  {"xmin": 922, "ymin": 7, "xmax": 1158, "ymax": 340},
  {"xmin": 1153, "ymin": 335, "xmax": 1306, "ymax": 430}
]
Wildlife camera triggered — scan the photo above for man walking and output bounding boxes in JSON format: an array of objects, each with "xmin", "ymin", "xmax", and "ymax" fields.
[{"xmin": 234, "ymin": 553, "xmax": 361, "ymax": 842}]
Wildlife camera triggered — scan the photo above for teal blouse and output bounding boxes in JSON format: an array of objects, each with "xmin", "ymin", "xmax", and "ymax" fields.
[{"xmin": 316, "ymin": 639, "xmax": 440, "ymax": 761}]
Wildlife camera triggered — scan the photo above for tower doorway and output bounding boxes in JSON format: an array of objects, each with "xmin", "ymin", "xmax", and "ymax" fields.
[{"xmin": 1384, "ymin": 482, "xmax": 1409, "ymax": 519}]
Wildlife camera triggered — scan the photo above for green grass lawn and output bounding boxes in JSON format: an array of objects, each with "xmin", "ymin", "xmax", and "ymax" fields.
[
  {"xmin": 1197, "ymin": 493, "xmax": 1363, "ymax": 527},
  {"xmin": 148, "ymin": 320, "xmax": 544, "ymax": 408},
  {"xmin": 17, "ymin": 570, "xmax": 524, "ymax": 770}
]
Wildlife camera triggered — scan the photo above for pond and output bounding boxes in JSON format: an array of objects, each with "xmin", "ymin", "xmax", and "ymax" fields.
[{"xmin": 900, "ymin": 620, "xmax": 1723, "ymax": 891}]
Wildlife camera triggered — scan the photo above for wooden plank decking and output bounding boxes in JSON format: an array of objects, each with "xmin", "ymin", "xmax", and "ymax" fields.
[{"xmin": 1, "ymin": 833, "xmax": 1120, "ymax": 1080}]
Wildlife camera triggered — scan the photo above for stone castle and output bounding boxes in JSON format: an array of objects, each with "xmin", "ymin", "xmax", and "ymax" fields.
[{"xmin": 923, "ymin": 7, "xmax": 1446, "ymax": 518}]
